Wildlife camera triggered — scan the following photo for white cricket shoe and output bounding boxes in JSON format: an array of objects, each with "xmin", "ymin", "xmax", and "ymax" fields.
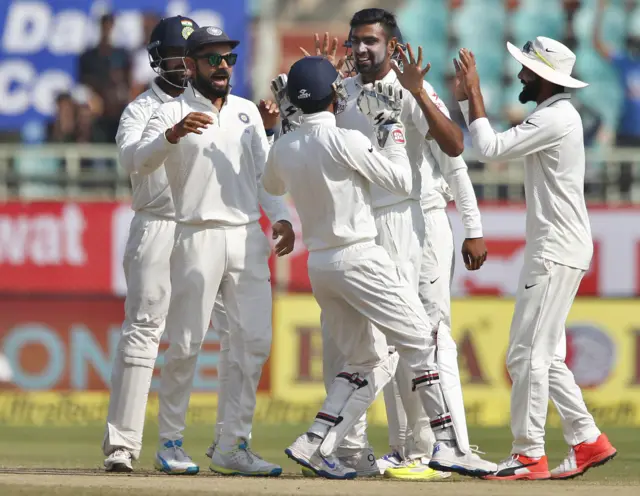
[
  {"xmin": 286, "ymin": 433, "xmax": 356, "ymax": 480},
  {"xmin": 210, "ymin": 440, "xmax": 282, "ymax": 477},
  {"xmin": 104, "ymin": 448, "xmax": 133, "ymax": 473},
  {"xmin": 376, "ymin": 450, "xmax": 404, "ymax": 474},
  {"xmin": 429, "ymin": 441, "xmax": 497, "ymax": 478},
  {"xmin": 301, "ymin": 446, "xmax": 380, "ymax": 477},
  {"xmin": 154, "ymin": 439, "xmax": 199, "ymax": 475}
]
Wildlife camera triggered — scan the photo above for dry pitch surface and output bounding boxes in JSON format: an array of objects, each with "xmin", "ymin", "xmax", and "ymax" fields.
[{"xmin": 0, "ymin": 424, "xmax": 638, "ymax": 495}]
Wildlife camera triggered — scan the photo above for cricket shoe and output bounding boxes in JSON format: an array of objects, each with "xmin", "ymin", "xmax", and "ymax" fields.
[
  {"xmin": 385, "ymin": 457, "xmax": 452, "ymax": 480},
  {"xmin": 301, "ymin": 446, "xmax": 379, "ymax": 477},
  {"xmin": 484, "ymin": 454, "xmax": 550, "ymax": 480},
  {"xmin": 429, "ymin": 441, "xmax": 497, "ymax": 478},
  {"xmin": 104, "ymin": 448, "xmax": 133, "ymax": 473},
  {"xmin": 210, "ymin": 440, "xmax": 282, "ymax": 477},
  {"xmin": 285, "ymin": 432, "xmax": 356, "ymax": 480},
  {"xmin": 376, "ymin": 450, "xmax": 404, "ymax": 474},
  {"xmin": 154, "ymin": 439, "xmax": 199, "ymax": 475},
  {"xmin": 550, "ymin": 434, "xmax": 617, "ymax": 480}
]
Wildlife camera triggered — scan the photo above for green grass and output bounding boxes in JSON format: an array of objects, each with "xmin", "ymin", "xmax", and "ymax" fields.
[{"xmin": 0, "ymin": 423, "xmax": 638, "ymax": 482}]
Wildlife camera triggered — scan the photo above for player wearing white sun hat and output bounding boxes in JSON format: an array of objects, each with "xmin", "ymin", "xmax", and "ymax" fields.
[{"xmin": 455, "ymin": 36, "xmax": 616, "ymax": 481}]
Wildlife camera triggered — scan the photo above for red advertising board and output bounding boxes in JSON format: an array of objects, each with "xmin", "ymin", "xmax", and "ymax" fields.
[
  {"xmin": 1, "ymin": 201, "xmax": 640, "ymax": 297},
  {"xmin": 0, "ymin": 296, "xmax": 270, "ymax": 392}
]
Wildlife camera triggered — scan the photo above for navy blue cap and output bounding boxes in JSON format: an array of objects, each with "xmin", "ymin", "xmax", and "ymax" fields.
[
  {"xmin": 186, "ymin": 26, "xmax": 240, "ymax": 55},
  {"xmin": 287, "ymin": 57, "xmax": 339, "ymax": 107},
  {"xmin": 148, "ymin": 16, "xmax": 198, "ymax": 53}
]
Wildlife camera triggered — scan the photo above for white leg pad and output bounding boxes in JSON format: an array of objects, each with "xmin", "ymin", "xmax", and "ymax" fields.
[{"xmin": 319, "ymin": 352, "xmax": 399, "ymax": 458}]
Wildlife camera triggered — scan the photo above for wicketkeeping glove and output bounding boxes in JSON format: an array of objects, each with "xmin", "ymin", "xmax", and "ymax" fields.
[
  {"xmin": 270, "ymin": 73, "xmax": 303, "ymax": 135},
  {"xmin": 357, "ymin": 81, "xmax": 406, "ymax": 149}
]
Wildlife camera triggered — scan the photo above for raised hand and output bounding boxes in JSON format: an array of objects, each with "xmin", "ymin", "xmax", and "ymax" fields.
[
  {"xmin": 258, "ymin": 99, "xmax": 280, "ymax": 130},
  {"xmin": 357, "ymin": 81, "xmax": 405, "ymax": 148},
  {"xmin": 270, "ymin": 73, "xmax": 303, "ymax": 134},
  {"xmin": 391, "ymin": 43, "xmax": 431, "ymax": 95},
  {"xmin": 165, "ymin": 112, "xmax": 212, "ymax": 144},
  {"xmin": 300, "ymin": 32, "xmax": 346, "ymax": 73},
  {"xmin": 456, "ymin": 48, "xmax": 480, "ymax": 95},
  {"xmin": 453, "ymin": 58, "xmax": 468, "ymax": 101}
]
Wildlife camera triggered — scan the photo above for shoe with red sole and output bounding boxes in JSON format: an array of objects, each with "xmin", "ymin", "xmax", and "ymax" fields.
[
  {"xmin": 550, "ymin": 433, "xmax": 617, "ymax": 480},
  {"xmin": 484, "ymin": 454, "xmax": 551, "ymax": 480}
]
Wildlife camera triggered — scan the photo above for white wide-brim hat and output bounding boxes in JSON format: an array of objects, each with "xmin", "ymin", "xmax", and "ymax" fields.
[{"xmin": 506, "ymin": 36, "xmax": 588, "ymax": 89}]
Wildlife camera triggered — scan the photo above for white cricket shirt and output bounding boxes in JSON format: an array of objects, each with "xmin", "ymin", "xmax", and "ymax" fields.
[
  {"xmin": 262, "ymin": 112, "xmax": 412, "ymax": 252},
  {"xmin": 339, "ymin": 71, "xmax": 482, "ymax": 238},
  {"xmin": 116, "ymin": 80, "xmax": 175, "ymax": 218},
  {"xmin": 460, "ymin": 93, "xmax": 593, "ymax": 270},
  {"xmin": 134, "ymin": 84, "xmax": 290, "ymax": 226}
]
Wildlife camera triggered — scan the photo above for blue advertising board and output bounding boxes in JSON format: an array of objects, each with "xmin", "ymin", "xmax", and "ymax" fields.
[{"xmin": 0, "ymin": 0, "xmax": 249, "ymax": 132}]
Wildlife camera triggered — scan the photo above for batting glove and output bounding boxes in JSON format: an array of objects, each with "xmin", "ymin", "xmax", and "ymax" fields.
[
  {"xmin": 270, "ymin": 73, "xmax": 303, "ymax": 135},
  {"xmin": 357, "ymin": 81, "xmax": 405, "ymax": 149}
]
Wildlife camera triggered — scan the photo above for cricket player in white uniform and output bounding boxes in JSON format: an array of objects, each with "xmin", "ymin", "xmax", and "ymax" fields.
[
  {"xmin": 264, "ymin": 55, "xmax": 496, "ymax": 480},
  {"xmin": 291, "ymin": 10, "xmax": 488, "ymax": 479},
  {"xmin": 134, "ymin": 26, "xmax": 293, "ymax": 477},
  {"xmin": 103, "ymin": 20, "xmax": 292, "ymax": 475},
  {"xmin": 103, "ymin": 16, "xmax": 201, "ymax": 474},
  {"xmin": 455, "ymin": 37, "xmax": 617, "ymax": 480}
]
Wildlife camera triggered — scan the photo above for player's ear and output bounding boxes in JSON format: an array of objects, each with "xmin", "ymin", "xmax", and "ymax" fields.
[{"xmin": 387, "ymin": 37, "xmax": 397, "ymax": 58}]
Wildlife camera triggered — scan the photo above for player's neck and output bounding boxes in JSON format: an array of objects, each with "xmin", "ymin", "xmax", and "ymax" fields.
[{"xmin": 361, "ymin": 65, "xmax": 391, "ymax": 84}]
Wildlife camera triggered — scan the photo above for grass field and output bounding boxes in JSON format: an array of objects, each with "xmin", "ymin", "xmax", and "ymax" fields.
[{"xmin": 0, "ymin": 423, "xmax": 638, "ymax": 495}]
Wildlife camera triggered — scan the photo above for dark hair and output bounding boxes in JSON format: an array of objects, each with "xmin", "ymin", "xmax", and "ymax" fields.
[
  {"xmin": 349, "ymin": 8, "xmax": 397, "ymax": 40},
  {"xmin": 100, "ymin": 13, "xmax": 114, "ymax": 26},
  {"xmin": 297, "ymin": 93, "xmax": 335, "ymax": 114}
]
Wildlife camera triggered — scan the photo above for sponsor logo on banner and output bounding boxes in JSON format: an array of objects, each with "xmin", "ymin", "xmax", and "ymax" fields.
[
  {"xmin": 0, "ymin": 0, "xmax": 247, "ymax": 130},
  {"xmin": 272, "ymin": 294, "xmax": 640, "ymax": 426},
  {"xmin": 0, "ymin": 297, "xmax": 258, "ymax": 392}
]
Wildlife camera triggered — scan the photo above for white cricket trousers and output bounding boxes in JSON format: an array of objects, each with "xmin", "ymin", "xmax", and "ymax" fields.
[
  {"xmin": 322, "ymin": 200, "xmax": 425, "ymax": 453},
  {"xmin": 308, "ymin": 239, "xmax": 438, "ymax": 391},
  {"xmin": 384, "ymin": 207, "xmax": 458, "ymax": 457},
  {"xmin": 158, "ymin": 221, "xmax": 273, "ymax": 446},
  {"xmin": 103, "ymin": 211, "xmax": 175, "ymax": 459},
  {"xmin": 508, "ymin": 256, "xmax": 600, "ymax": 458}
]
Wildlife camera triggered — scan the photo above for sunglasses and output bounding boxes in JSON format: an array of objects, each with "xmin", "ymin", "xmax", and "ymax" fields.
[{"xmin": 197, "ymin": 53, "xmax": 238, "ymax": 67}]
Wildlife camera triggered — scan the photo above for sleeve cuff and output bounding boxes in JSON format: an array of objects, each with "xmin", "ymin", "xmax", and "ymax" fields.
[{"xmin": 464, "ymin": 227, "xmax": 484, "ymax": 239}]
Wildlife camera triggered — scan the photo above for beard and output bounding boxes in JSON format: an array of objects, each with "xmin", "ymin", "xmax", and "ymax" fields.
[
  {"xmin": 354, "ymin": 46, "xmax": 387, "ymax": 77},
  {"xmin": 163, "ymin": 69, "xmax": 186, "ymax": 88},
  {"xmin": 192, "ymin": 68, "xmax": 230, "ymax": 100},
  {"xmin": 518, "ymin": 76, "xmax": 542, "ymax": 104}
]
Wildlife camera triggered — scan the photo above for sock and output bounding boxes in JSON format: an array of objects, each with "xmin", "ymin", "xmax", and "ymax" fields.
[{"xmin": 584, "ymin": 435, "xmax": 599, "ymax": 444}]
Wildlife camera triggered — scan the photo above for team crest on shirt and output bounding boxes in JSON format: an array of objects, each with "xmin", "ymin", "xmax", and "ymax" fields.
[
  {"xmin": 238, "ymin": 112, "xmax": 250, "ymax": 123},
  {"xmin": 392, "ymin": 128, "xmax": 405, "ymax": 144}
]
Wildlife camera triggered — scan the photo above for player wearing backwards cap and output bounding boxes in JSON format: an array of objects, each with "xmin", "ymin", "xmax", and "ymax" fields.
[
  {"xmin": 132, "ymin": 26, "xmax": 293, "ymax": 477},
  {"xmin": 282, "ymin": 8, "xmax": 489, "ymax": 479},
  {"xmin": 263, "ymin": 55, "xmax": 495, "ymax": 480},
  {"xmin": 455, "ymin": 38, "xmax": 617, "ymax": 480}
]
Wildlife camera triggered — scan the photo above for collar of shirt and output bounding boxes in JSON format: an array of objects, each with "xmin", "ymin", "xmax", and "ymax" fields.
[
  {"xmin": 183, "ymin": 83, "xmax": 229, "ymax": 112},
  {"xmin": 535, "ymin": 92, "xmax": 571, "ymax": 111},
  {"xmin": 151, "ymin": 79, "xmax": 173, "ymax": 103},
  {"xmin": 300, "ymin": 111, "xmax": 337, "ymax": 127}
]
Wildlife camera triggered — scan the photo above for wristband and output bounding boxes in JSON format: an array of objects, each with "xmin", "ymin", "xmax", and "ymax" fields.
[{"xmin": 265, "ymin": 128, "xmax": 275, "ymax": 137}]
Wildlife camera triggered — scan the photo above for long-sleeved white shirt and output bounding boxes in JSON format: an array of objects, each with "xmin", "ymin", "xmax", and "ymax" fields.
[
  {"xmin": 338, "ymin": 71, "xmax": 482, "ymax": 238},
  {"xmin": 460, "ymin": 93, "xmax": 593, "ymax": 270},
  {"xmin": 116, "ymin": 80, "xmax": 175, "ymax": 218},
  {"xmin": 133, "ymin": 84, "xmax": 290, "ymax": 226},
  {"xmin": 262, "ymin": 112, "xmax": 412, "ymax": 252}
]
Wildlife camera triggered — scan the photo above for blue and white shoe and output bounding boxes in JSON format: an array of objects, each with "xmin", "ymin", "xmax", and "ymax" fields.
[
  {"xmin": 376, "ymin": 450, "xmax": 404, "ymax": 475},
  {"xmin": 154, "ymin": 439, "xmax": 199, "ymax": 475},
  {"xmin": 428, "ymin": 441, "xmax": 496, "ymax": 478},
  {"xmin": 286, "ymin": 433, "xmax": 356, "ymax": 480},
  {"xmin": 210, "ymin": 439, "xmax": 282, "ymax": 477}
]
